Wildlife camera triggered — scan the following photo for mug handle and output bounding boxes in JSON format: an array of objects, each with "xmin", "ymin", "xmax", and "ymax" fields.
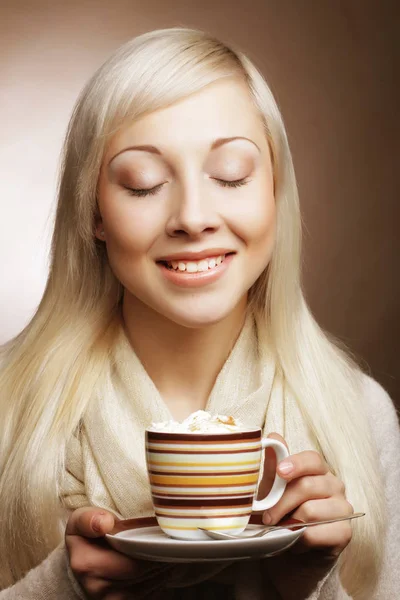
[{"xmin": 252, "ymin": 438, "xmax": 289, "ymax": 512}]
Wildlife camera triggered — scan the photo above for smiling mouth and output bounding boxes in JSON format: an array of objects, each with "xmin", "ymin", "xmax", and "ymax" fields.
[{"xmin": 158, "ymin": 253, "xmax": 234, "ymax": 273}]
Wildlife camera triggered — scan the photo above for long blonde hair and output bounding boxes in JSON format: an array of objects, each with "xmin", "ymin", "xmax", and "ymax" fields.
[{"xmin": 0, "ymin": 28, "xmax": 385, "ymax": 596}]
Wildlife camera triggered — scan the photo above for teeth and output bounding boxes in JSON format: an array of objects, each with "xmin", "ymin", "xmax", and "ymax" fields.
[
  {"xmin": 197, "ymin": 260, "xmax": 209, "ymax": 272},
  {"xmin": 166, "ymin": 254, "xmax": 226, "ymax": 272},
  {"xmin": 186, "ymin": 262, "xmax": 198, "ymax": 273}
]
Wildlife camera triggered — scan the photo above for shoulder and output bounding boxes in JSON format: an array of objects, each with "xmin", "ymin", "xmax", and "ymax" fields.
[
  {"xmin": 360, "ymin": 373, "xmax": 400, "ymax": 458},
  {"xmin": 361, "ymin": 374, "xmax": 399, "ymax": 428}
]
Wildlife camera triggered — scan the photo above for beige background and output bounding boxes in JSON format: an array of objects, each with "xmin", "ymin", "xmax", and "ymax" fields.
[{"xmin": 0, "ymin": 0, "xmax": 398, "ymax": 405}]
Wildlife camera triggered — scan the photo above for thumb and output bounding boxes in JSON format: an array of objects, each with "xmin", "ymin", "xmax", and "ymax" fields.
[
  {"xmin": 257, "ymin": 432, "xmax": 289, "ymax": 500},
  {"xmin": 65, "ymin": 506, "xmax": 116, "ymax": 538}
]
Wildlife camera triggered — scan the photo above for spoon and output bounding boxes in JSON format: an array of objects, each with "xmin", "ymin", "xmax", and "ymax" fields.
[{"xmin": 198, "ymin": 512, "xmax": 365, "ymax": 540}]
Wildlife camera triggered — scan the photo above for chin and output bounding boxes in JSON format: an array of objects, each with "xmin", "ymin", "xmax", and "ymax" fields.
[{"xmin": 161, "ymin": 302, "xmax": 239, "ymax": 330}]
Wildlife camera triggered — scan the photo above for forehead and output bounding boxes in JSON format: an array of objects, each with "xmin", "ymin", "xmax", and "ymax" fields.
[{"xmin": 105, "ymin": 78, "xmax": 267, "ymax": 160}]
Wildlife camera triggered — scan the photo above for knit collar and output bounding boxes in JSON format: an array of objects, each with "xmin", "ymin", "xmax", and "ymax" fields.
[{"xmin": 66, "ymin": 310, "xmax": 317, "ymax": 520}]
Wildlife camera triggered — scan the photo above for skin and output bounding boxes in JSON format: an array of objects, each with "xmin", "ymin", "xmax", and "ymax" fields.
[
  {"xmin": 95, "ymin": 76, "xmax": 276, "ymax": 419},
  {"xmin": 65, "ymin": 508, "xmax": 172, "ymax": 599},
  {"xmin": 65, "ymin": 78, "xmax": 353, "ymax": 598}
]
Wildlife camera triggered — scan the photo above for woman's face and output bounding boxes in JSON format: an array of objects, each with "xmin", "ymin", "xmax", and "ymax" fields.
[{"xmin": 96, "ymin": 77, "xmax": 276, "ymax": 328}]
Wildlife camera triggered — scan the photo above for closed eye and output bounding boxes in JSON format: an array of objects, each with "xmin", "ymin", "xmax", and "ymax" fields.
[
  {"xmin": 124, "ymin": 177, "xmax": 250, "ymax": 197},
  {"xmin": 213, "ymin": 177, "xmax": 250, "ymax": 189},
  {"xmin": 124, "ymin": 183, "xmax": 165, "ymax": 197}
]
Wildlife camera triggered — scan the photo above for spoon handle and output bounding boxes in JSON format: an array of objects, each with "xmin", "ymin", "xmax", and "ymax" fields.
[{"xmin": 268, "ymin": 511, "xmax": 365, "ymax": 533}]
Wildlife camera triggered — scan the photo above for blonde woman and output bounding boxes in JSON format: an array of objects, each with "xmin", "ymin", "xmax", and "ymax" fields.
[{"xmin": 0, "ymin": 28, "xmax": 399, "ymax": 600}]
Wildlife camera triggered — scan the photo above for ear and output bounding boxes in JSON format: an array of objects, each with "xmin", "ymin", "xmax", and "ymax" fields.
[{"xmin": 94, "ymin": 220, "xmax": 106, "ymax": 241}]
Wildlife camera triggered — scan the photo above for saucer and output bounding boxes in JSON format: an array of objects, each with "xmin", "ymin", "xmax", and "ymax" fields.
[{"xmin": 106, "ymin": 516, "xmax": 305, "ymax": 563}]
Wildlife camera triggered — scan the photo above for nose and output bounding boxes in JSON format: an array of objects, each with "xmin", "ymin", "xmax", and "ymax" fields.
[{"xmin": 165, "ymin": 179, "xmax": 222, "ymax": 239}]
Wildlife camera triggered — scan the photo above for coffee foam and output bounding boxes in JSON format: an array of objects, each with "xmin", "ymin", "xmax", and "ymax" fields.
[{"xmin": 148, "ymin": 410, "xmax": 245, "ymax": 433}]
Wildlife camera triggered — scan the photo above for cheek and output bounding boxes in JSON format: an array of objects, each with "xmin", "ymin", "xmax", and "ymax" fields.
[
  {"xmin": 98, "ymin": 193, "xmax": 166, "ymax": 290},
  {"xmin": 229, "ymin": 191, "xmax": 276, "ymax": 260},
  {"xmin": 249, "ymin": 202, "xmax": 276, "ymax": 249},
  {"xmin": 101, "ymin": 198, "xmax": 161, "ymax": 259}
]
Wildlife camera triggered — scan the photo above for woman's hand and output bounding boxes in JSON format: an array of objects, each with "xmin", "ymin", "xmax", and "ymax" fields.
[
  {"xmin": 65, "ymin": 507, "xmax": 171, "ymax": 599},
  {"xmin": 255, "ymin": 433, "xmax": 354, "ymax": 599},
  {"xmin": 260, "ymin": 433, "xmax": 354, "ymax": 559}
]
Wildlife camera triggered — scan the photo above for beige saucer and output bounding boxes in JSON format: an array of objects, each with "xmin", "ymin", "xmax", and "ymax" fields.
[{"xmin": 106, "ymin": 516, "xmax": 305, "ymax": 563}]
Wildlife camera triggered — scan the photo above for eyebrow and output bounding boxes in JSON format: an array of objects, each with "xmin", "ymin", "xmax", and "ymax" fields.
[{"xmin": 108, "ymin": 136, "xmax": 261, "ymax": 166}]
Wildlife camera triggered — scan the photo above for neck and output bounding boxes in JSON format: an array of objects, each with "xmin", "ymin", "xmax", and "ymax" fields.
[{"xmin": 121, "ymin": 293, "xmax": 248, "ymax": 420}]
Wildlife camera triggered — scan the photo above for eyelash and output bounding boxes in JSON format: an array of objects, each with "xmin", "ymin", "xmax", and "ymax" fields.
[{"xmin": 125, "ymin": 178, "xmax": 250, "ymax": 197}]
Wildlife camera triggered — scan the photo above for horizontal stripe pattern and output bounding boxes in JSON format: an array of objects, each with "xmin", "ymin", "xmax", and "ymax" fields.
[
  {"xmin": 151, "ymin": 485, "xmax": 257, "ymax": 494},
  {"xmin": 147, "ymin": 430, "xmax": 261, "ymax": 442},
  {"xmin": 155, "ymin": 507, "xmax": 251, "ymax": 517},
  {"xmin": 147, "ymin": 447, "xmax": 261, "ymax": 456},
  {"xmin": 149, "ymin": 469, "xmax": 259, "ymax": 477},
  {"xmin": 148, "ymin": 465, "xmax": 259, "ymax": 474},
  {"xmin": 152, "ymin": 490, "xmax": 254, "ymax": 498},
  {"xmin": 149, "ymin": 473, "xmax": 259, "ymax": 486},
  {"xmin": 147, "ymin": 452, "xmax": 261, "ymax": 465},
  {"xmin": 148, "ymin": 458, "xmax": 260, "ymax": 467},
  {"xmin": 145, "ymin": 429, "xmax": 262, "ymax": 540},
  {"xmin": 147, "ymin": 440, "xmax": 261, "ymax": 447},
  {"xmin": 153, "ymin": 496, "xmax": 254, "ymax": 507},
  {"xmin": 156, "ymin": 517, "xmax": 249, "ymax": 532}
]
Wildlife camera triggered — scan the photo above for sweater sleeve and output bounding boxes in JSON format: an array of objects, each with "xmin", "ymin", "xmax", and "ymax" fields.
[
  {"xmin": 262, "ymin": 374, "xmax": 400, "ymax": 600},
  {"xmin": 0, "ymin": 544, "xmax": 86, "ymax": 600},
  {"xmin": 361, "ymin": 375, "xmax": 400, "ymax": 599}
]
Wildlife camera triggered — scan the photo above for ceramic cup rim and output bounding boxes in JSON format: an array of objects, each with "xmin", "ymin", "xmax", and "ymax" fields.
[{"xmin": 145, "ymin": 427, "xmax": 262, "ymax": 441}]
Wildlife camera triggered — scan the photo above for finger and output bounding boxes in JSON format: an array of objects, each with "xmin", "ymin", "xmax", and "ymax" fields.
[
  {"xmin": 66, "ymin": 507, "xmax": 116, "ymax": 538},
  {"xmin": 287, "ymin": 497, "xmax": 354, "ymax": 555},
  {"xmin": 67, "ymin": 535, "xmax": 158, "ymax": 580},
  {"xmin": 290, "ymin": 520, "xmax": 353, "ymax": 556},
  {"xmin": 77, "ymin": 575, "xmax": 112, "ymax": 599},
  {"xmin": 276, "ymin": 450, "xmax": 330, "ymax": 482},
  {"xmin": 291, "ymin": 496, "xmax": 354, "ymax": 525},
  {"xmin": 262, "ymin": 472, "xmax": 344, "ymax": 525}
]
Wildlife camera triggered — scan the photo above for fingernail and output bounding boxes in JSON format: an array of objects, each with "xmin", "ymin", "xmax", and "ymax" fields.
[
  {"xmin": 278, "ymin": 460, "xmax": 294, "ymax": 475},
  {"xmin": 91, "ymin": 516, "xmax": 103, "ymax": 532},
  {"xmin": 262, "ymin": 511, "xmax": 272, "ymax": 525}
]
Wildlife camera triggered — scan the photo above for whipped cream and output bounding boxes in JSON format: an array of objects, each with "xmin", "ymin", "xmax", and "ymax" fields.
[{"xmin": 148, "ymin": 410, "xmax": 244, "ymax": 433}]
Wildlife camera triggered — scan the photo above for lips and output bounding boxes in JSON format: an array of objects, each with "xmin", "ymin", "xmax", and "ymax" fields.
[{"xmin": 157, "ymin": 252, "xmax": 235, "ymax": 288}]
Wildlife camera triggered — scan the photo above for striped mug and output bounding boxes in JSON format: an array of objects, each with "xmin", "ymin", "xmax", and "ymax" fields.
[{"xmin": 145, "ymin": 428, "xmax": 289, "ymax": 540}]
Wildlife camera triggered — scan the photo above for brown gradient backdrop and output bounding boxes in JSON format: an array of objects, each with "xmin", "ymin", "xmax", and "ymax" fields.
[{"xmin": 0, "ymin": 1, "xmax": 399, "ymax": 405}]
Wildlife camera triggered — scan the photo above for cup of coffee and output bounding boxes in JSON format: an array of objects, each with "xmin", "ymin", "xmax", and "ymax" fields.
[{"xmin": 145, "ymin": 411, "xmax": 289, "ymax": 540}]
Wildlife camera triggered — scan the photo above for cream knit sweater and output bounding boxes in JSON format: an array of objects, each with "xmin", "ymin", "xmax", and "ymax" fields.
[{"xmin": 1, "ymin": 319, "xmax": 399, "ymax": 599}]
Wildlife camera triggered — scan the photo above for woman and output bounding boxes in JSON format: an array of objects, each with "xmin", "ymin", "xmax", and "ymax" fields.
[{"xmin": 0, "ymin": 27, "xmax": 398, "ymax": 599}]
